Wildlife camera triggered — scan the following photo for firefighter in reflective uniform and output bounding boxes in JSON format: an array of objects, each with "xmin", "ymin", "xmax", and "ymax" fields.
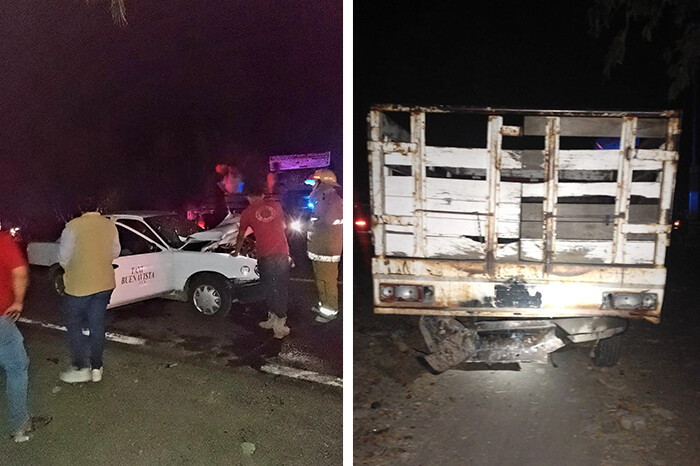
[{"xmin": 307, "ymin": 169, "xmax": 343, "ymax": 323}]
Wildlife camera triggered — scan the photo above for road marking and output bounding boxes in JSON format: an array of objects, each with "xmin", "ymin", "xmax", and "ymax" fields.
[
  {"xmin": 18, "ymin": 317, "xmax": 147, "ymax": 346},
  {"xmin": 18, "ymin": 317, "xmax": 342, "ymax": 388},
  {"xmin": 260, "ymin": 363, "xmax": 343, "ymax": 388}
]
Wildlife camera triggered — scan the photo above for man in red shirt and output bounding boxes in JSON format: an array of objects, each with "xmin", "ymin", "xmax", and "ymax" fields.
[
  {"xmin": 233, "ymin": 183, "xmax": 291, "ymax": 338},
  {"xmin": 0, "ymin": 230, "xmax": 32, "ymax": 441}
]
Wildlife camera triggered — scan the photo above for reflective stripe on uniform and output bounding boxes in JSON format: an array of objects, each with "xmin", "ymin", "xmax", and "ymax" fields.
[
  {"xmin": 332, "ymin": 219, "xmax": 343, "ymax": 225},
  {"xmin": 307, "ymin": 251, "xmax": 341, "ymax": 262}
]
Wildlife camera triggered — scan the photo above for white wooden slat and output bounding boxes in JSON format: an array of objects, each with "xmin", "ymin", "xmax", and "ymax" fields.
[
  {"xmin": 387, "ymin": 149, "xmax": 666, "ymax": 171},
  {"xmin": 424, "ymin": 198, "xmax": 488, "ymax": 214},
  {"xmin": 634, "ymin": 149, "xmax": 678, "ymax": 162},
  {"xmin": 501, "ymin": 150, "xmax": 545, "ymax": 169},
  {"xmin": 521, "ymin": 239, "xmax": 544, "ymax": 261},
  {"xmin": 385, "ymin": 147, "xmax": 534, "ymax": 170},
  {"xmin": 426, "ymin": 147, "xmax": 490, "ymax": 169},
  {"xmin": 520, "ymin": 239, "xmax": 655, "ymax": 264},
  {"xmin": 497, "ymin": 242, "xmax": 520, "ymax": 260},
  {"xmin": 522, "ymin": 182, "xmax": 662, "ymax": 199},
  {"xmin": 384, "ymin": 196, "xmax": 415, "ymax": 216},
  {"xmin": 426, "ymin": 178, "xmax": 521, "ymax": 203},
  {"xmin": 622, "ymin": 224, "xmax": 669, "ymax": 235},
  {"xmin": 427, "ymin": 236, "xmax": 486, "ymax": 258},
  {"xmin": 424, "ymin": 216, "xmax": 520, "ymax": 237},
  {"xmin": 416, "ymin": 202, "xmax": 520, "ymax": 220},
  {"xmin": 386, "ymin": 224, "xmax": 413, "ymax": 233},
  {"xmin": 384, "ymin": 152, "xmax": 413, "ymax": 166},
  {"xmin": 557, "ymin": 150, "xmax": 665, "ymax": 171},
  {"xmin": 385, "ymin": 232, "xmax": 414, "ymax": 257},
  {"xmin": 559, "ymin": 150, "xmax": 619, "ymax": 170},
  {"xmin": 385, "ymin": 176, "xmax": 415, "ymax": 196}
]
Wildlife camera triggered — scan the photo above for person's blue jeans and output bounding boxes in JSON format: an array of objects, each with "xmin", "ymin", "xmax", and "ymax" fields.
[
  {"xmin": 63, "ymin": 290, "xmax": 113, "ymax": 370},
  {"xmin": 257, "ymin": 255, "xmax": 290, "ymax": 318},
  {"xmin": 0, "ymin": 315, "xmax": 29, "ymax": 433}
]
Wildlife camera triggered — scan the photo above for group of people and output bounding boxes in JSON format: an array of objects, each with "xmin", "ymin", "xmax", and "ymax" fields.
[
  {"xmin": 233, "ymin": 168, "xmax": 344, "ymax": 338},
  {"xmin": 0, "ymin": 166, "xmax": 343, "ymax": 441},
  {"xmin": 0, "ymin": 196, "xmax": 119, "ymax": 442}
]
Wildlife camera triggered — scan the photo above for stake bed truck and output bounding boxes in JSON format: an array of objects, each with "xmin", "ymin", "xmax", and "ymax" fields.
[{"xmin": 368, "ymin": 105, "xmax": 681, "ymax": 371}]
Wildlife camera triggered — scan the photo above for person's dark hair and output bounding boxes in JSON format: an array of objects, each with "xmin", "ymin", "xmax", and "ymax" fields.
[
  {"xmin": 243, "ymin": 182, "xmax": 266, "ymax": 197},
  {"xmin": 78, "ymin": 196, "xmax": 99, "ymax": 213}
]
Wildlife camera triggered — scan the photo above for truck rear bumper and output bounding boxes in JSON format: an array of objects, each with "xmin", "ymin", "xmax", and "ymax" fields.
[{"xmin": 373, "ymin": 258, "xmax": 664, "ymax": 323}]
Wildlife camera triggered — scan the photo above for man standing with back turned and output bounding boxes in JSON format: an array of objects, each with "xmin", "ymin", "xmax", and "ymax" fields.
[
  {"xmin": 58, "ymin": 197, "xmax": 120, "ymax": 383},
  {"xmin": 233, "ymin": 183, "xmax": 291, "ymax": 339}
]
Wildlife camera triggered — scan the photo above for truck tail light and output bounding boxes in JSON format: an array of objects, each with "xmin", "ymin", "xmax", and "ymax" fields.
[
  {"xmin": 602, "ymin": 292, "xmax": 657, "ymax": 311},
  {"xmin": 379, "ymin": 284, "xmax": 434, "ymax": 303}
]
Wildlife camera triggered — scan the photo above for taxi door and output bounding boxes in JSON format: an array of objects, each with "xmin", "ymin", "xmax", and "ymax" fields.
[{"xmin": 108, "ymin": 222, "xmax": 173, "ymax": 308}]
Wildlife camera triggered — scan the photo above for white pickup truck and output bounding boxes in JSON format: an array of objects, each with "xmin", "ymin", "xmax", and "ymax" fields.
[
  {"xmin": 27, "ymin": 211, "xmax": 261, "ymax": 317},
  {"xmin": 368, "ymin": 105, "xmax": 681, "ymax": 371}
]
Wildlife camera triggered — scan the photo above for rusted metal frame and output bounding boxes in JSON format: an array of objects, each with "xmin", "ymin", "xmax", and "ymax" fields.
[
  {"xmin": 485, "ymin": 116, "xmax": 503, "ymax": 276},
  {"xmin": 613, "ymin": 117, "xmax": 637, "ymax": 264},
  {"xmin": 654, "ymin": 116, "xmax": 681, "ymax": 264},
  {"xmin": 372, "ymin": 306, "xmax": 660, "ymax": 323},
  {"xmin": 370, "ymin": 104, "xmax": 679, "ymax": 119},
  {"xmin": 542, "ymin": 117, "xmax": 560, "ymax": 275},
  {"xmin": 380, "ymin": 141, "xmax": 417, "ymax": 154},
  {"xmin": 411, "ymin": 111, "xmax": 427, "ymax": 258},
  {"xmin": 368, "ymin": 110, "xmax": 386, "ymax": 257}
]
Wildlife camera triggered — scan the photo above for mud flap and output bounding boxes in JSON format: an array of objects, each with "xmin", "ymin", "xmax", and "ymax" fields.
[{"xmin": 419, "ymin": 316, "xmax": 477, "ymax": 373}]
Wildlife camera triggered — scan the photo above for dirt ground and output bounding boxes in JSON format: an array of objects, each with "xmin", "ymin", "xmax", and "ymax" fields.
[
  {"xmin": 0, "ymin": 325, "xmax": 342, "ymax": 465},
  {"xmin": 353, "ymin": 243, "xmax": 700, "ymax": 466}
]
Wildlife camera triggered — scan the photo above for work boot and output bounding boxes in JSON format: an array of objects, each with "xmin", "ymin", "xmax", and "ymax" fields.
[
  {"xmin": 272, "ymin": 316, "xmax": 290, "ymax": 339},
  {"xmin": 258, "ymin": 312, "xmax": 277, "ymax": 329},
  {"xmin": 59, "ymin": 366, "xmax": 92, "ymax": 383},
  {"xmin": 314, "ymin": 306, "xmax": 338, "ymax": 324}
]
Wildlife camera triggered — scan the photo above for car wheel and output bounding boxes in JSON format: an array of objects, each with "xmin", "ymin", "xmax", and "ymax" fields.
[
  {"xmin": 592, "ymin": 334, "xmax": 622, "ymax": 367},
  {"xmin": 189, "ymin": 274, "xmax": 232, "ymax": 317},
  {"xmin": 49, "ymin": 264, "xmax": 65, "ymax": 296}
]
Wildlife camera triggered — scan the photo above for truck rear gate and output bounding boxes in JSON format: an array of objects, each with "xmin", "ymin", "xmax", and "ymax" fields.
[{"xmin": 368, "ymin": 106, "xmax": 680, "ymax": 369}]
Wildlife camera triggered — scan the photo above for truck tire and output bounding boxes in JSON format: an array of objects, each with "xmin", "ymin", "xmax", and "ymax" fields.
[
  {"xmin": 189, "ymin": 274, "xmax": 232, "ymax": 318},
  {"xmin": 592, "ymin": 334, "xmax": 622, "ymax": 367}
]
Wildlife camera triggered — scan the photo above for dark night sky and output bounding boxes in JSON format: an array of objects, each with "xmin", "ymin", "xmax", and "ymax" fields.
[
  {"xmin": 0, "ymin": 0, "xmax": 342, "ymax": 231},
  {"xmin": 353, "ymin": 0, "xmax": 694, "ymax": 204}
]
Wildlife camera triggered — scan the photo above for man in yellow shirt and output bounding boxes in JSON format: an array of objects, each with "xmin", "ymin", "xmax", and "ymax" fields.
[{"xmin": 58, "ymin": 197, "xmax": 120, "ymax": 383}]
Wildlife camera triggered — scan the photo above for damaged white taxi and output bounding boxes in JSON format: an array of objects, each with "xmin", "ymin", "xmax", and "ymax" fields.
[{"xmin": 27, "ymin": 212, "xmax": 261, "ymax": 317}]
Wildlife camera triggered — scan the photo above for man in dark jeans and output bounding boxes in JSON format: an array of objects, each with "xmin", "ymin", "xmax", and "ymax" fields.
[
  {"xmin": 58, "ymin": 197, "xmax": 120, "ymax": 383},
  {"xmin": 233, "ymin": 183, "xmax": 291, "ymax": 339}
]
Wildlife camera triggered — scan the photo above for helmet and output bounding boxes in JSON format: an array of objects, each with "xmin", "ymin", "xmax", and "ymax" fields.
[{"xmin": 313, "ymin": 169, "xmax": 340, "ymax": 187}]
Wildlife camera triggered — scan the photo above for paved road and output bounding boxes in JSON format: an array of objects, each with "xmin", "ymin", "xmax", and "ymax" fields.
[
  {"xmin": 0, "ymin": 325, "xmax": 342, "ymax": 465},
  {"xmin": 24, "ymin": 261, "xmax": 343, "ymax": 383}
]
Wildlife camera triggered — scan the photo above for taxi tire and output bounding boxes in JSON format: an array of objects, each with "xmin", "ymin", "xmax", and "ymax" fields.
[{"xmin": 189, "ymin": 274, "xmax": 232, "ymax": 318}]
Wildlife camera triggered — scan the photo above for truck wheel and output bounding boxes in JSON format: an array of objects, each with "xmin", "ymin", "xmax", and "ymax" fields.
[
  {"xmin": 49, "ymin": 264, "xmax": 65, "ymax": 296},
  {"xmin": 592, "ymin": 334, "xmax": 622, "ymax": 367},
  {"xmin": 189, "ymin": 274, "xmax": 232, "ymax": 317}
]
